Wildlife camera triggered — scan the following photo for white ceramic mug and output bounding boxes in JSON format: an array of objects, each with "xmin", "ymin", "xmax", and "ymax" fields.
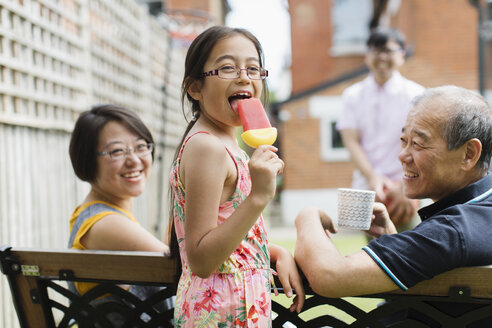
[{"xmin": 337, "ymin": 188, "xmax": 376, "ymax": 230}]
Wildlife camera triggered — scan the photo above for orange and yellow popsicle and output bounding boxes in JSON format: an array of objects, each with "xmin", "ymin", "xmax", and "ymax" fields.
[{"xmin": 237, "ymin": 98, "xmax": 277, "ymax": 148}]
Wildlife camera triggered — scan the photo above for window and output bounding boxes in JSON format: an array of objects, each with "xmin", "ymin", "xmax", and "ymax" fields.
[
  {"xmin": 331, "ymin": 0, "xmax": 372, "ymax": 56},
  {"xmin": 309, "ymin": 96, "xmax": 349, "ymax": 161}
]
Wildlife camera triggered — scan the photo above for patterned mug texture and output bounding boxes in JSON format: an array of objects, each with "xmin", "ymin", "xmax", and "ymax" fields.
[{"xmin": 337, "ymin": 188, "xmax": 376, "ymax": 230}]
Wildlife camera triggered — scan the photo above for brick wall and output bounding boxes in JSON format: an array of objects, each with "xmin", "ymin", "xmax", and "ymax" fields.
[
  {"xmin": 289, "ymin": 0, "xmax": 367, "ymax": 94},
  {"xmin": 279, "ymin": 82, "xmax": 357, "ymax": 190},
  {"xmin": 168, "ymin": 0, "xmax": 210, "ymax": 12},
  {"xmin": 396, "ymin": 0, "xmax": 478, "ymax": 89},
  {"xmin": 281, "ymin": 0, "xmax": 479, "ymax": 191}
]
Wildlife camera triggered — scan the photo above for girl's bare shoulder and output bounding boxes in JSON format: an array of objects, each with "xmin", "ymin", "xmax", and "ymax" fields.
[
  {"xmin": 180, "ymin": 132, "xmax": 235, "ymax": 184},
  {"xmin": 182, "ymin": 132, "xmax": 228, "ymax": 159}
]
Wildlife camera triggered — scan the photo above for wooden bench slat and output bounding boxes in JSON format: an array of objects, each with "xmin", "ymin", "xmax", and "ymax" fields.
[
  {"xmin": 10, "ymin": 248, "xmax": 176, "ymax": 283},
  {"xmin": 389, "ymin": 265, "xmax": 492, "ymax": 298}
]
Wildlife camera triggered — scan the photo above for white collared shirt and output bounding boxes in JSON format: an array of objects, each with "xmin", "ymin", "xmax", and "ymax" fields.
[{"xmin": 336, "ymin": 72, "xmax": 425, "ymax": 189}]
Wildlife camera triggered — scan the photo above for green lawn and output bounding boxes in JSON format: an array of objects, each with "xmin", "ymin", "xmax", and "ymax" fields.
[{"xmin": 271, "ymin": 231, "xmax": 383, "ymax": 324}]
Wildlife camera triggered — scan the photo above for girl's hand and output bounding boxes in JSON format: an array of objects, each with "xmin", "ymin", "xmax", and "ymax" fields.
[
  {"xmin": 271, "ymin": 244, "xmax": 305, "ymax": 313},
  {"xmin": 248, "ymin": 145, "xmax": 284, "ymax": 206}
]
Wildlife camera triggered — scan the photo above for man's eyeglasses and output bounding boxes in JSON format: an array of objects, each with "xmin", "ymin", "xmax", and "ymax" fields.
[
  {"xmin": 202, "ymin": 66, "xmax": 268, "ymax": 80},
  {"xmin": 369, "ymin": 47, "xmax": 403, "ymax": 55},
  {"xmin": 97, "ymin": 143, "xmax": 154, "ymax": 161}
]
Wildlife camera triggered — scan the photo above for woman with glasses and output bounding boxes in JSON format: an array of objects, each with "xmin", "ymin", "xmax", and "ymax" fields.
[{"xmin": 68, "ymin": 104, "xmax": 170, "ymax": 325}]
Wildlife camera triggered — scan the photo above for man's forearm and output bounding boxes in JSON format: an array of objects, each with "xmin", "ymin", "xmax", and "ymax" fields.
[
  {"xmin": 294, "ymin": 207, "xmax": 398, "ymax": 297},
  {"xmin": 294, "ymin": 207, "xmax": 345, "ymax": 294}
]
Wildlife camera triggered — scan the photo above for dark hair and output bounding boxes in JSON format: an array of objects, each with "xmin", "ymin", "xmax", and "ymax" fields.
[
  {"xmin": 181, "ymin": 25, "xmax": 268, "ymax": 123},
  {"xmin": 413, "ymin": 86, "xmax": 492, "ymax": 172},
  {"xmin": 168, "ymin": 25, "xmax": 267, "ymax": 280},
  {"xmin": 69, "ymin": 104, "xmax": 155, "ymax": 182},
  {"xmin": 367, "ymin": 27, "xmax": 406, "ymax": 50}
]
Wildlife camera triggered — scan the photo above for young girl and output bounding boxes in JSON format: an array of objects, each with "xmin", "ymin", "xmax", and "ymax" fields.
[{"xmin": 169, "ymin": 26, "xmax": 305, "ymax": 327}]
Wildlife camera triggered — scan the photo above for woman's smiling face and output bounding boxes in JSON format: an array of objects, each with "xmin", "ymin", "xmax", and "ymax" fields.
[{"xmin": 93, "ymin": 121, "xmax": 152, "ymax": 204}]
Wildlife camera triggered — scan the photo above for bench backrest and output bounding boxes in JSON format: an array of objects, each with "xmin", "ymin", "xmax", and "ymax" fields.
[
  {"xmin": 2, "ymin": 245, "xmax": 492, "ymax": 327},
  {"xmin": 0, "ymin": 246, "xmax": 177, "ymax": 328}
]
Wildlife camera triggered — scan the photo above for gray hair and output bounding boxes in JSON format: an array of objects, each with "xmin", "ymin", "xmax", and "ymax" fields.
[{"xmin": 412, "ymin": 85, "xmax": 492, "ymax": 172}]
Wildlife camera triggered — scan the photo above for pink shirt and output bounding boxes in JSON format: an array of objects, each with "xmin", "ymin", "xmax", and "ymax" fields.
[{"xmin": 337, "ymin": 72, "xmax": 424, "ymax": 189}]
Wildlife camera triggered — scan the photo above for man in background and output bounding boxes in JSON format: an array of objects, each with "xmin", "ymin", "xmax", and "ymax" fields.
[{"xmin": 337, "ymin": 27, "xmax": 424, "ymax": 229}]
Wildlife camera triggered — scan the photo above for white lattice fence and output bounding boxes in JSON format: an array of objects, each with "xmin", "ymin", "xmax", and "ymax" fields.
[{"xmin": 0, "ymin": 0, "xmax": 195, "ymax": 326}]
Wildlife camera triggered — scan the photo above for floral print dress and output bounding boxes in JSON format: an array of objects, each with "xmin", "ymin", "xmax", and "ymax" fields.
[{"xmin": 170, "ymin": 131, "xmax": 272, "ymax": 328}]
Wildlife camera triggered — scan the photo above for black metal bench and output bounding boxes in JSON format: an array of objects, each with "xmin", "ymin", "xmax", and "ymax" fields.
[{"xmin": 1, "ymin": 245, "xmax": 492, "ymax": 327}]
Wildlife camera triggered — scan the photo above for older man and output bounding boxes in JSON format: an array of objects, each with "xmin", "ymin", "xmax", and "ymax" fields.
[{"xmin": 295, "ymin": 85, "xmax": 492, "ymax": 299}]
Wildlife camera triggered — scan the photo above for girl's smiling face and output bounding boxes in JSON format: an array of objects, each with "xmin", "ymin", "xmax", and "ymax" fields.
[{"xmin": 188, "ymin": 34, "xmax": 265, "ymax": 129}]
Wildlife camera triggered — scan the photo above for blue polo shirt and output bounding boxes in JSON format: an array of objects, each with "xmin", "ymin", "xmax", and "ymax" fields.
[{"xmin": 363, "ymin": 174, "xmax": 492, "ymax": 290}]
